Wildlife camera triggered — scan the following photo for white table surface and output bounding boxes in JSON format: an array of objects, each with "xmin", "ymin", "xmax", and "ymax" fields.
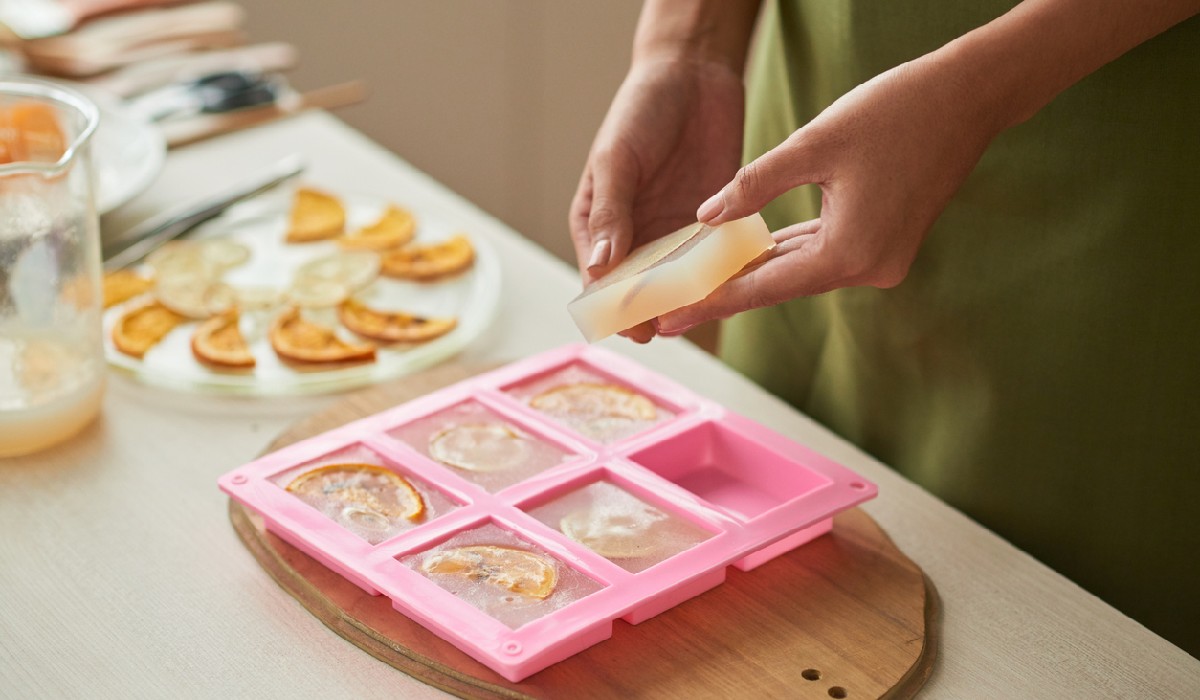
[{"xmin": 2, "ymin": 112, "xmax": 1197, "ymax": 699}]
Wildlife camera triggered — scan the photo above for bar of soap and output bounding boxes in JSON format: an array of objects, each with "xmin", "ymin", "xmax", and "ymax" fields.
[{"xmin": 568, "ymin": 213, "xmax": 774, "ymax": 342}]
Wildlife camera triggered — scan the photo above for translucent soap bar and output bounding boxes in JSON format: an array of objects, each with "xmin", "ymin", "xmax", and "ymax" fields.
[{"xmin": 568, "ymin": 214, "xmax": 773, "ymax": 342}]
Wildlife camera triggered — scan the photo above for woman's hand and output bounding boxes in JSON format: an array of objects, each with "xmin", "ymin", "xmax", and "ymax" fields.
[
  {"xmin": 569, "ymin": 56, "xmax": 745, "ymax": 342},
  {"xmin": 655, "ymin": 56, "xmax": 1005, "ymax": 336}
]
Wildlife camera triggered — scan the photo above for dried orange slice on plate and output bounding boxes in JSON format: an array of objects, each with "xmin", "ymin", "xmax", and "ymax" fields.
[
  {"xmin": 191, "ymin": 309, "xmax": 255, "ymax": 369},
  {"xmin": 421, "ymin": 545, "xmax": 557, "ymax": 599},
  {"xmin": 338, "ymin": 298, "xmax": 456, "ymax": 343},
  {"xmin": 0, "ymin": 102, "xmax": 65, "ymax": 164},
  {"xmin": 286, "ymin": 463, "xmax": 425, "ymax": 525},
  {"xmin": 269, "ymin": 306, "xmax": 375, "ymax": 364},
  {"xmin": 286, "ymin": 187, "xmax": 345, "ymax": 243},
  {"xmin": 381, "ymin": 234, "xmax": 475, "ymax": 281},
  {"xmin": 102, "ymin": 269, "xmax": 153, "ymax": 308},
  {"xmin": 428, "ymin": 423, "xmax": 529, "ymax": 472},
  {"xmin": 294, "ymin": 251, "xmax": 380, "ymax": 292},
  {"xmin": 339, "ymin": 205, "xmax": 416, "ymax": 251},
  {"xmin": 112, "ymin": 301, "xmax": 186, "ymax": 358}
]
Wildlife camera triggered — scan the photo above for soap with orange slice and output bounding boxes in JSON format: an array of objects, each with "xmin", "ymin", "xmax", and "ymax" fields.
[
  {"xmin": 286, "ymin": 187, "xmax": 346, "ymax": 243},
  {"xmin": 0, "ymin": 102, "xmax": 66, "ymax": 165},
  {"xmin": 286, "ymin": 463, "xmax": 425, "ymax": 538},
  {"xmin": 191, "ymin": 309, "xmax": 255, "ymax": 369},
  {"xmin": 421, "ymin": 545, "xmax": 558, "ymax": 599},
  {"xmin": 338, "ymin": 298, "xmax": 456, "ymax": 343},
  {"xmin": 269, "ymin": 306, "xmax": 375, "ymax": 364},
  {"xmin": 427, "ymin": 423, "xmax": 529, "ymax": 473},
  {"xmin": 112, "ymin": 301, "xmax": 186, "ymax": 359},
  {"xmin": 339, "ymin": 205, "xmax": 416, "ymax": 251},
  {"xmin": 380, "ymin": 234, "xmax": 475, "ymax": 281}
]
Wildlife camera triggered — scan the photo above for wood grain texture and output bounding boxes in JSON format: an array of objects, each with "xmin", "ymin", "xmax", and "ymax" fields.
[{"xmin": 233, "ymin": 363, "xmax": 939, "ymax": 699}]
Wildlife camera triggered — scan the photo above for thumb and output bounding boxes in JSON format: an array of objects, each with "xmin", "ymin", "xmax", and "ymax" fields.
[
  {"xmin": 586, "ymin": 148, "xmax": 638, "ymax": 271},
  {"xmin": 695, "ymin": 129, "xmax": 823, "ymax": 226}
]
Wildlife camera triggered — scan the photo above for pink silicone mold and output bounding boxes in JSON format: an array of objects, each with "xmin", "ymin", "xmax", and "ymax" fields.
[{"xmin": 218, "ymin": 344, "xmax": 877, "ymax": 681}]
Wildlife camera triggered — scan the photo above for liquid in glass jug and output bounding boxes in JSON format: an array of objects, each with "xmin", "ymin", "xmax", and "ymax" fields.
[{"xmin": 0, "ymin": 79, "xmax": 104, "ymax": 457}]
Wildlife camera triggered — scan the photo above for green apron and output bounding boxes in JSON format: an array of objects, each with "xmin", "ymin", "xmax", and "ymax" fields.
[{"xmin": 723, "ymin": 0, "xmax": 1200, "ymax": 655}]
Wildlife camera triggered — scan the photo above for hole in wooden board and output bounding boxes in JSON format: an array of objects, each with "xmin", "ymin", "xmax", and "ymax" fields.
[
  {"xmin": 801, "ymin": 668, "xmax": 821, "ymax": 681},
  {"xmin": 828, "ymin": 686, "xmax": 848, "ymax": 698}
]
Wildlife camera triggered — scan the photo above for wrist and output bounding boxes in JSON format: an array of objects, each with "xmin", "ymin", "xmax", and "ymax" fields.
[{"xmin": 630, "ymin": 0, "xmax": 761, "ymax": 74}]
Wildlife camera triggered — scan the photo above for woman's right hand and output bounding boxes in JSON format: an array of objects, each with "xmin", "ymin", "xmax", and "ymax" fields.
[{"xmin": 569, "ymin": 56, "xmax": 745, "ymax": 342}]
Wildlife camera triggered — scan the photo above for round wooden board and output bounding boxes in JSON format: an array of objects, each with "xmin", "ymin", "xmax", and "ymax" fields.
[{"xmin": 231, "ymin": 363, "xmax": 939, "ymax": 699}]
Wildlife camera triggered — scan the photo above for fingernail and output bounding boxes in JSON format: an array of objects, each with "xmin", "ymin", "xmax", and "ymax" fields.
[
  {"xmin": 656, "ymin": 319, "xmax": 696, "ymax": 337},
  {"xmin": 696, "ymin": 190, "xmax": 725, "ymax": 222},
  {"xmin": 587, "ymin": 238, "xmax": 611, "ymax": 270}
]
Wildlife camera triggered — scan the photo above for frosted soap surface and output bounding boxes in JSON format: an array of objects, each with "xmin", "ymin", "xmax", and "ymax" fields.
[{"xmin": 568, "ymin": 213, "xmax": 773, "ymax": 342}]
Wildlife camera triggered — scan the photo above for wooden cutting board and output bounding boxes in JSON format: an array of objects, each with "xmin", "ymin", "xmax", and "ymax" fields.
[{"xmin": 231, "ymin": 363, "xmax": 939, "ymax": 699}]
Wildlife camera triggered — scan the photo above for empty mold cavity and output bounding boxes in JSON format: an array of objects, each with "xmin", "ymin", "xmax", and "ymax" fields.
[
  {"xmin": 524, "ymin": 479, "xmax": 714, "ymax": 573},
  {"xmin": 504, "ymin": 362, "xmax": 674, "ymax": 444},
  {"xmin": 272, "ymin": 443, "xmax": 459, "ymax": 545},
  {"xmin": 398, "ymin": 522, "xmax": 605, "ymax": 629},
  {"xmin": 388, "ymin": 400, "xmax": 576, "ymax": 493},
  {"xmin": 629, "ymin": 422, "xmax": 832, "ymax": 522}
]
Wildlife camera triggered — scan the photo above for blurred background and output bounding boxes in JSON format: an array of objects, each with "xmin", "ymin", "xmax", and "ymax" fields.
[{"xmin": 236, "ymin": 1, "xmax": 643, "ymax": 266}]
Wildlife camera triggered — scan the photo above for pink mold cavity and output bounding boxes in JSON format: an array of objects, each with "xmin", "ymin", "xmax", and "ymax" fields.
[
  {"xmin": 628, "ymin": 421, "xmax": 833, "ymax": 522},
  {"xmin": 504, "ymin": 362, "xmax": 675, "ymax": 444},
  {"xmin": 388, "ymin": 400, "xmax": 576, "ymax": 493},
  {"xmin": 399, "ymin": 522, "xmax": 606, "ymax": 630},
  {"xmin": 272, "ymin": 443, "xmax": 460, "ymax": 545}
]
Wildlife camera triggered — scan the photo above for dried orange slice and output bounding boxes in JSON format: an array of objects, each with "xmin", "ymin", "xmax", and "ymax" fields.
[
  {"xmin": 421, "ymin": 545, "xmax": 557, "ymax": 599},
  {"xmin": 191, "ymin": 309, "xmax": 255, "ymax": 368},
  {"xmin": 156, "ymin": 276, "xmax": 235, "ymax": 319},
  {"xmin": 531, "ymin": 383, "xmax": 657, "ymax": 422},
  {"xmin": 0, "ymin": 102, "xmax": 65, "ymax": 164},
  {"xmin": 112, "ymin": 301, "xmax": 186, "ymax": 359},
  {"xmin": 286, "ymin": 187, "xmax": 345, "ymax": 243},
  {"xmin": 339, "ymin": 205, "xmax": 416, "ymax": 251},
  {"xmin": 146, "ymin": 239, "xmax": 249, "ymax": 275},
  {"xmin": 286, "ymin": 463, "xmax": 425, "ymax": 524},
  {"xmin": 268, "ymin": 306, "xmax": 375, "ymax": 364},
  {"xmin": 102, "ymin": 269, "xmax": 154, "ymax": 308},
  {"xmin": 286, "ymin": 278, "xmax": 348, "ymax": 308},
  {"xmin": 380, "ymin": 234, "xmax": 475, "ymax": 281},
  {"xmin": 428, "ymin": 423, "xmax": 529, "ymax": 472},
  {"xmin": 338, "ymin": 298, "xmax": 456, "ymax": 343}
]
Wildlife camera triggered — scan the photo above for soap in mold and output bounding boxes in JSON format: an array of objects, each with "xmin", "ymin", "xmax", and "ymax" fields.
[{"xmin": 568, "ymin": 213, "xmax": 774, "ymax": 342}]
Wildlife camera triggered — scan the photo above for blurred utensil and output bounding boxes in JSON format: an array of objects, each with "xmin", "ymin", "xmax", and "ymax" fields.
[
  {"xmin": 127, "ymin": 70, "xmax": 281, "ymax": 122},
  {"xmin": 102, "ymin": 153, "xmax": 305, "ymax": 271},
  {"xmin": 160, "ymin": 80, "xmax": 368, "ymax": 149}
]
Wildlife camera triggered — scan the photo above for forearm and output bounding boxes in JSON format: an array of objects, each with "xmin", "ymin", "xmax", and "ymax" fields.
[
  {"xmin": 935, "ymin": 0, "xmax": 1200, "ymax": 131},
  {"xmin": 631, "ymin": 0, "xmax": 762, "ymax": 71}
]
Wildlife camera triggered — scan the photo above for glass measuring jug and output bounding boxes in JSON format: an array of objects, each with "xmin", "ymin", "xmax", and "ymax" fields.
[{"xmin": 0, "ymin": 79, "xmax": 104, "ymax": 457}]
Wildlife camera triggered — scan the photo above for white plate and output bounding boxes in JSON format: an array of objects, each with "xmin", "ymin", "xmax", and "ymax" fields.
[
  {"xmin": 102, "ymin": 189, "xmax": 501, "ymax": 395},
  {"xmin": 89, "ymin": 89, "xmax": 166, "ymax": 214}
]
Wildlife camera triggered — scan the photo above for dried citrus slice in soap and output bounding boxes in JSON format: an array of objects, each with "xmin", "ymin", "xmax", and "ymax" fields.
[
  {"xmin": 102, "ymin": 269, "xmax": 153, "ymax": 308},
  {"xmin": 112, "ymin": 301, "xmax": 186, "ymax": 358},
  {"xmin": 338, "ymin": 298, "xmax": 456, "ymax": 343},
  {"xmin": 380, "ymin": 234, "xmax": 475, "ymax": 281},
  {"xmin": 286, "ymin": 463, "xmax": 425, "ymax": 524},
  {"xmin": 428, "ymin": 423, "xmax": 529, "ymax": 472},
  {"xmin": 286, "ymin": 187, "xmax": 345, "ymax": 242},
  {"xmin": 269, "ymin": 306, "xmax": 375, "ymax": 364},
  {"xmin": 190, "ymin": 309, "xmax": 255, "ymax": 369},
  {"xmin": 421, "ymin": 545, "xmax": 557, "ymax": 599},
  {"xmin": 295, "ymin": 251, "xmax": 381, "ymax": 292},
  {"xmin": 560, "ymin": 504, "xmax": 668, "ymax": 559},
  {"xmin": 339, "ymin": 205, "xmax": 416, "ymax": 251},
  {"xmin": 531, "ymin": 383, "xmax": 657, "ymax": 421}
]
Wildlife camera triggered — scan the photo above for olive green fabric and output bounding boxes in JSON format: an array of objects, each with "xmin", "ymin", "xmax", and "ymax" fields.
[{"xmin": 723, "ymin": 1, "xmax": 1200, "ymax": 655}]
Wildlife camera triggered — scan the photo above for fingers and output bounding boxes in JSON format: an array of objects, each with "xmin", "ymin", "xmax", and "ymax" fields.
[
  {"xmin": 586, "ymin": 147, "xmax": 638, "ymax": 272},
  {"xmin": 569, "ymin": 165, "xmax": 596, "ymax": 278},
  {"xmin": 696, "ymin": 129, "xmax": 824, "ymax": 226},
  {"xmin": 655, "ymin": 231, "xmax": 843, "ymax": 334},
  {"xmin": 619, "ymin": 321, "xmax": 657, "ymax": 344}
]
